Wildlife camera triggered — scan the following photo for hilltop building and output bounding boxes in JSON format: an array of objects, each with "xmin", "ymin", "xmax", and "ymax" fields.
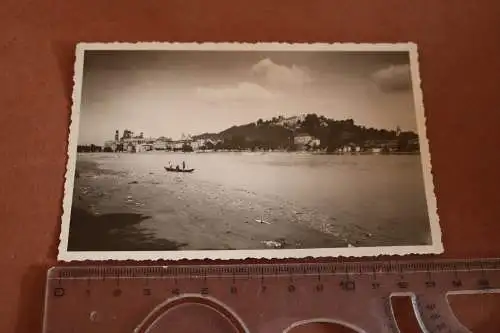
[{"xmin": 277, "ymin": 114, "xmax": 307, "ymax": 128}]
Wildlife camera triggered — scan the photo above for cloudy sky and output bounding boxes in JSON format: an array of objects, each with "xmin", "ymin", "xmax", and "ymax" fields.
[{"xmin": 78, "ymin": 49, "xmax": 418, "ymax": 145}]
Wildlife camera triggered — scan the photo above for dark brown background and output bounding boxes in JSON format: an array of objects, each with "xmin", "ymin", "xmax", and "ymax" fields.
[{"xmin": 1, "ymin": 1, "xmax": 499, "ymax": 332}]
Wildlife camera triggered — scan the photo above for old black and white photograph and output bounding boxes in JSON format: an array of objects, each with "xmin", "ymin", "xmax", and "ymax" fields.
[{"xmin": 58, "ymin": 43, "xmax": 441, "ymax": 260}]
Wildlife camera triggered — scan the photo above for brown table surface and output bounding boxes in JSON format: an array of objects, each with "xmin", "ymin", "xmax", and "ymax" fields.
[{"xmin": 1, "ymin": 1, "xmax": 499, "ymax": 332}]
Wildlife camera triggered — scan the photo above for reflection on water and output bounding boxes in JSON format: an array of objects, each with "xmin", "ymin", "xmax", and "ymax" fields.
[{"xmin": 70, "ymin": 152, "xmax": 432, "ymax": 250}]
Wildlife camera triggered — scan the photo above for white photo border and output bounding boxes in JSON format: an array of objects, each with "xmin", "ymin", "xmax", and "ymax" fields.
[{"xmin": 57, "ymin": 42, "xmax": 443, "ymax": 261}]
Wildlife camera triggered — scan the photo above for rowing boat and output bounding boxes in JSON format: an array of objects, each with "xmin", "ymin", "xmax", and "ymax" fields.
[{"xmin": 164, "ymin": 167, "xmax": 195, "ymax": 173}]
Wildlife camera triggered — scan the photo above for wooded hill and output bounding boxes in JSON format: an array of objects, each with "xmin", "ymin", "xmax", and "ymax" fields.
[{"xmin": 193, "ymin": 113, "xmax": 419, "ymax": 152}]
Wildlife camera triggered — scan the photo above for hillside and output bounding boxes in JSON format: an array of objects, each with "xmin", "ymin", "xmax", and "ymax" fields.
[{"xmin": 193, "ymin": 113, "xmax": 419, "ymax": 152}]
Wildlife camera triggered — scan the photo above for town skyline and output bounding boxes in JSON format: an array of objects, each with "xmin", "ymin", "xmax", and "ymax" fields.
[
  {"xmin": 77, "ymin": 50, "xmax": 419, "ymax": 146},
  {"xmin": 77, "ymin": 112, "xmax": 420, "ymax": 155},
  {"xmin": 92, "ymin": 113, "xmax": 414, "ymax": 146}
]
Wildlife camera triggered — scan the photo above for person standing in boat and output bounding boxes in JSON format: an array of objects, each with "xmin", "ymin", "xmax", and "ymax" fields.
[{"xmin": 182, "ymin": 161, "xmax": 186, "ymax": 170}]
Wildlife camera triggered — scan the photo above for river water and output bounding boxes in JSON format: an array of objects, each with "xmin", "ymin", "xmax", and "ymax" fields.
[{"xmin": 72, "ymin": 152, "xmax": 432, "ymax": 250}]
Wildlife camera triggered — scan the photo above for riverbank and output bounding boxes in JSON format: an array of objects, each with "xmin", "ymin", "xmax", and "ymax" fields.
[
  {"xmin": 68, "ymin": 157, "xmax": 352, "ymax": 251},
  {"xmin": 67, "ymin": 153, "xmax": 431, "ymax": 252}
]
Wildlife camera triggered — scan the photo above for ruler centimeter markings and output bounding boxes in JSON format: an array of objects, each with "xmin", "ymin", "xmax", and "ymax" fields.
[{"xmin": 42, "ymin": 258, "xmax": 500, "ymax": 333}]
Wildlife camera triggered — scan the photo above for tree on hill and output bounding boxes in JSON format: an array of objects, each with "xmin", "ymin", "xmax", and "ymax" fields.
[
  {"xmin": 301, "ymin": 113, "xmax": 321, "ymax": 134},
  {"xmin": 192, "ymin": 132, "xmax": 221, "ymax": 141}
]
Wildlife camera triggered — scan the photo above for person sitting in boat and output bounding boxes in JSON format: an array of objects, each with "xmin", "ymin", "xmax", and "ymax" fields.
[
  {"xmin": 168, "ymin": 161, "xmax": 173, "ymax": 168},
  {"xmin": 175, "ymin": 164, "xmax": 180, "ymax": 171}
]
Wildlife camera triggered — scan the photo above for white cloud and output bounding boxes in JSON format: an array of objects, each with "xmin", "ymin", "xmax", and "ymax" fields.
[
  {"xmin": 371, "ymin": 64, "xmax": 412, "ymax": 92},
  {"xmin": 195, "ymin": 82, "xmax": 274, "ymax": 102},
  {"xmin": 251, "ymin": 58, "xmax": 312, "ymax": 89},
  {"xmin": 194, "ymin": 59, "xmax": 312, "ymax": 105}
]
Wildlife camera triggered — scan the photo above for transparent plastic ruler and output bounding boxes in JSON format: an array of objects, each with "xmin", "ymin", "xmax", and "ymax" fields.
[{"xmin": 42, "ymin": 258, "xmax": 500, "ymax": 333}]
